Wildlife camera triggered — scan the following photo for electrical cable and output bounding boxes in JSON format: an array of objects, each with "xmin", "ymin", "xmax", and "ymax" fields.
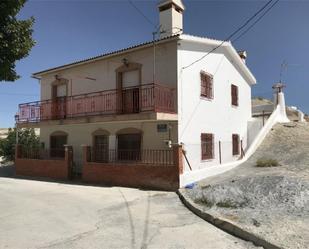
[
  {"xmin": 182, "ymin": 0, "xmax": 276, "ymax": 70},
  {"xmin": 232, "ymin": 0, "xmax": 280, "ymax": 43},
  {"xmin": 128, "ymin": 0, "xmax": 157, "ymax": 28}
]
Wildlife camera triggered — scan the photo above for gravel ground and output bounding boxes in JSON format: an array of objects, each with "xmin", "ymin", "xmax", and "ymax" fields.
[{"xmin": 185, "ymin": 122, "xmax": 309, "ymax": 249}]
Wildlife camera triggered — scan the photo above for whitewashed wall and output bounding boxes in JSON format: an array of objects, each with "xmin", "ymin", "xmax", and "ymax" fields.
[{"xmin": 177, "ymin": 40, "xmax": 253, "ymax": 171}]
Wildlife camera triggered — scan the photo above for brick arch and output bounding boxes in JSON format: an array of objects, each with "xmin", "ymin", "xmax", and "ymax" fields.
[
  {"xmin": 116, "ymin": 127, "xmax": 143, "ymax": 135},
  {"xmin": 50, "ymin": 131, "xmax": 68, "ymax": 137},
  {"xmin": 91, "ymin": 129, "xmax": 110, "ymax": 136}
]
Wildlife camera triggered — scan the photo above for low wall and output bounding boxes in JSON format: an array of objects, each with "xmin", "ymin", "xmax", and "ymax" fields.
[
  {"xmin": 82, "ymin": 145, "xmax": 183, "ymax": 191},
  {"xmin": 15, "ymin": 158, "xmax": 69, "ymax": 180},
  {"xmin": 83, "ymin": 163, "xmax": 179, "ymax": 190},
  {"xmin": 15, "ymin": 145, "xmax": 73, "ymax": 181}
]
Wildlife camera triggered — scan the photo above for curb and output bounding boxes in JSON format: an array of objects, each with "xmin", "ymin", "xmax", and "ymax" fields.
[{"xmin": 177, "ymin": 189, "xmax": 282, "ymax": 249}]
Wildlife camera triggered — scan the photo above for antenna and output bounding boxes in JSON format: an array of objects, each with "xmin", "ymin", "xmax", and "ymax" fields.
[
  {"xmin": 279, "ymin": 61, "xmax": 302, "ymax": 83},
  {"xmin": 279, "ymin": 60, "xmax": 288, "ymax": 83}
]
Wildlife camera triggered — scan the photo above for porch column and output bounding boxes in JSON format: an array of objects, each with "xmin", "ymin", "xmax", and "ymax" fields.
[
  {"xmin": 109, "ymin": 135, "xmax": 117, "ymax": 161},
  {"xmin": 64, "ymin": 145, "xmax": 73, "ymax": 179},
  {"xmin": 173, "ymin": 144, "xmax": 184, "ymax": 175},
  {"xmin": 15, "ymin": 144, "xmax": 21, "ymax": 161},
  {"xmin": 81, "ymin": 145, "xmax": 90, "ymax": 164}
]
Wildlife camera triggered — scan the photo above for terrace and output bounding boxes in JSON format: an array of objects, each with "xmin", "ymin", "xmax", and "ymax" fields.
[{"xmin": 16, "ymin": 83, "xmax": 177, "ymax": 126}]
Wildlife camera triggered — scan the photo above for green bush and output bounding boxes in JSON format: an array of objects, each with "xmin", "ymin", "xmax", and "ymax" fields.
[
  {"xmin": 0, "ymin": 128, "xmax": 40, "ymax": 162},
  {"xmin": 256, "ymin": 158, "xmax": 280, "ymax": 167}
]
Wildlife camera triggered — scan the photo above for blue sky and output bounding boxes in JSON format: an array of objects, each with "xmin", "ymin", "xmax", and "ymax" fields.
[{"xmin": 1, "ymin": 0, "xmax": 308, "ymax": 127}]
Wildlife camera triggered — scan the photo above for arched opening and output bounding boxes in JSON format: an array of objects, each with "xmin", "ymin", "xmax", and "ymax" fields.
[
  {"xmin": 116, "ymin": 128, "xmax": 142, "ymax": 161},
  {"xmin": 92, "ymin": 129, "xmax": 110, "ymax": 162},
  {"xmin": 50, "ymin": 131, "xmax": 68, "ymax": 158}
]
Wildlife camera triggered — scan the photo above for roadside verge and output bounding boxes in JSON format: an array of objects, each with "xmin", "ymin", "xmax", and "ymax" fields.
[{"xmin": 177, "ymin": 189, "xmax": 281, "ymax": 249}]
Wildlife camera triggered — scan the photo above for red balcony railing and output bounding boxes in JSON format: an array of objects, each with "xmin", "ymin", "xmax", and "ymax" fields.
[{"xmin": 17, "ymin": 83, "xmax": 176, "ymax": 123}]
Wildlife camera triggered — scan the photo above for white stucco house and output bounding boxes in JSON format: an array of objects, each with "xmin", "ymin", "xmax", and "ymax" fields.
[{"xmin": 16, "ymin": 0, "xmax": 258, "ymax": 188}]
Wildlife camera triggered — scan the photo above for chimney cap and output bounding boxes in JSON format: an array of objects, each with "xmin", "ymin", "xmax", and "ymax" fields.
[{"xmin": 158, "ymin": 0, "xmax": 185, "ymax": 11}]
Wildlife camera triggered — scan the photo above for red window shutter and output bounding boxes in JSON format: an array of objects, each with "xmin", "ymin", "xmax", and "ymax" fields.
[
  {"xmin": 201, "ymin": 133, "xmax": 207, "ymax": 159},
  {"xmin": 201, "ymin": 133, "xmax": 214, "ymax": 160},
  {"xmin": 201, "ymin": 73, "xmax": 206, "ymax": 97},
  {"xmin": 231, "ymin": 84, "xmax": 238, "ymax": 106},
  {"xmin": 232, "ymin": 134, "xmax": 240, "ymax": 155},
  {"xmin": 201, "ymin": 72, "xmax": 213, "ymax": 99}
]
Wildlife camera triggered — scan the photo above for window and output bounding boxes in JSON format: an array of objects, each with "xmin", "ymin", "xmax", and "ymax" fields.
[
  {"xmin": 232, "ymin": 134, "xmax": 240, "ymax": 156},
  {"xmin": 50, "ymin": 134, "xmax": 67, "ymax": 158},
  {"xmin": 117, "ymin": 133, "xmax": 141, "ymax": 161},
  {"xmin": 231, "ymin": 84, "xmax": 239, "ymax": 106},
  {"xmin": 201, "ymin": 133, "xmax": 214, "ymax": 160},
  {"xmin": 200, "ymin": 71, "xmax": 213, "ymax": 99}
]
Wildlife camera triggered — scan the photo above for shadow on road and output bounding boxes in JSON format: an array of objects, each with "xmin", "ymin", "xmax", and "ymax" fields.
[{"xmin": 0, "ymin": 163, "xmax": 15, "ymax": 177}]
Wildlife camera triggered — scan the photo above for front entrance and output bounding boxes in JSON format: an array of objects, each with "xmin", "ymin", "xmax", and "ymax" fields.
[
  {"xmin": 121, "ymin": 69, "xmax": 140, "ymax": 114},
  {"xmin": 50, "ymin": 134, "xmax": 67, "ymax": 158},
  {"xmin": 52, "ymin": 84, "xmax": 67, "ymax": 120},
  {"xmin": 122, "ymin": 88, "xmax": 140, "ymax": 113},
  {"xmin": 117, "ymin": 133, "xmax": 141, "ymax": 161},
  {"xmin": 93, "ymin": 135, "xmax": 109, "ymax": 162}
]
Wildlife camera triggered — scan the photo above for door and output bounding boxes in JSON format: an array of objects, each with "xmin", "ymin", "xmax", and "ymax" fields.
[
  {"xmin": 93, "ymin": 135, "xmax": 109, "ymax": 162},
  {"xmin": 121, "ymin": 70, "xmax": 140, "ymax": 114},
  {"xmin": 50, "ymin": 135, "xmax": 67, "ymax": 158},
  {"xmin": 117, "ymin": 133, "xmax": 141, "ymax": 161},
  {"xmin": 52, "ymin": 84, "xmax": 67, "ymax": 119}
]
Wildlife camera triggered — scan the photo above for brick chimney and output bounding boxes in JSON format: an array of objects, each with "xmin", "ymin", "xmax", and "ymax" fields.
[{"xmin": 158, "ymin": 0, "xmax": 185, "ymax": 39}]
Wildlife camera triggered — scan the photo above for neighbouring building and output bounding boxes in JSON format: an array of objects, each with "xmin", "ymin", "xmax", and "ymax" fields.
[{"xmin": 15, "ymin": 0, "xmax": 256, "ymax": 189}]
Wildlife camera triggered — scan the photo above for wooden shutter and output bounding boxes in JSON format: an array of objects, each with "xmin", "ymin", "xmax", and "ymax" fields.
[
  {"xmin": 232, "ymin": 134, "xmax": 240, "ymax": 155},
  {"xmin": 201, "ymin": 72, "xmax": 213, "ymax": 99},
  {"xmin": 201, "ymin": 72, "xmax": 207, "ymax": 97},
  {"xmin": 201, "ymin": 133, "xmax": 214, "ymax": 160},
  {"xmin": 231, "ymin": 84, "xmax": 238, "ymax": 106}
]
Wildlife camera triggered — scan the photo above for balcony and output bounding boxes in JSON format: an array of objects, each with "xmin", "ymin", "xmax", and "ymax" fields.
[{"xmin": 16, "ymin": 83, "xmax": 177, "ymax": 125}]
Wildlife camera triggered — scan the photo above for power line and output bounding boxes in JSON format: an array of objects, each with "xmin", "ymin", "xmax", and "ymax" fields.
[
  {"xmin": 128, "ymin": 0, "xmax": 157, "ymax": 28},
  {"xmin": 232, "ymin": 0, "xmax": 280, "ymax": 43},
  {"xmin": 182, "ymin": 0, "xmax": 275, "ymax": 70}
]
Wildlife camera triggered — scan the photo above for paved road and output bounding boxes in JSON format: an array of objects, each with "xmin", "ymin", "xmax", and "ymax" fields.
[{"xmin": 0, "ymin": 173, "xmax": 258, "ymax": 249}]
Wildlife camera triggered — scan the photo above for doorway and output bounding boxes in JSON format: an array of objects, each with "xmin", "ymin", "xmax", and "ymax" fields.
[
  {"xmin": 93, "ymin": 135, "xmax": 109, "ymax": 162},
  {"xmin": 52, "ymin": 83, "xmax": 67, "ymax": 119},
  {"xmin": 50, "ymin": 134, "xmax": 67, "ymax": 158},
  {"xmin": 121, "ymin": 70, "xmax": 140, "ymax": 114}
]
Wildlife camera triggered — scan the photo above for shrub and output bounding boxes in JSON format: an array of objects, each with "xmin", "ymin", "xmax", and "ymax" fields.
[
  {"xmin": 0, "ymin": 128, "xmax": 40, "ymax": 162},
  {"xmin": 256, "ymin": 158, "xmax": 280, "ymax": 167}
]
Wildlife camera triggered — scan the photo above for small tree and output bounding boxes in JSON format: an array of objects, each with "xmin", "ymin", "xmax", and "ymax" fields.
[
  {"xmin": 0, "ymin": 128, "xmax": 39, "ymax": 161},
  {"xmin": 0, "ymin": 0, "xmax": 35, "ymax": 81}
]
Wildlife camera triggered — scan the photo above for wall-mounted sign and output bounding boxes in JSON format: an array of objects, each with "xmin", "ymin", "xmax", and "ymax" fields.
[{"xmin": 157, "ymin": 124, "xmax": 168, "ymax": 133}]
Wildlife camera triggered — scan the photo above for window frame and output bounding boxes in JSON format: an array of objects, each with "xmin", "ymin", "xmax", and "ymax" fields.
[
  {"xmin": 200, "ymin": 71, "xmax": 214, "ymax": 100},
  {"xmin": 231, "ymin": 84, "xmax": 239, "ymax": 107},
  {"xmin": 201, "ymin": 133, "xmax": 214, "ymax": 160},
  {"xmin": 232, "ymin": 134, "xmax": 240, "ymax": 156}
]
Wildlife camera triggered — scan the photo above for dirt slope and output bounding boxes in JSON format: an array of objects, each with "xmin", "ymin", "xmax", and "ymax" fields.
[{"xmin": 186, "ymin": 122, "xmax": 309, "ymax": 249}]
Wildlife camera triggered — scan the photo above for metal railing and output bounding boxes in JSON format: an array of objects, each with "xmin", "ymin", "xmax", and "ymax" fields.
[
  {"xmin": 17, "ymin": 83, "xmax": 176, "ymax": 123},
  {"xmin": 88, "ymin": 147, "xmax": 174, "ymax": 166}
]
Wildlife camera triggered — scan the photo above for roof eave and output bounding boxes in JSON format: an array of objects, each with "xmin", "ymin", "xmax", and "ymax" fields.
[{"xmin": 179, "ymin": 34, "xmax": 257, "ymax": 85}]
